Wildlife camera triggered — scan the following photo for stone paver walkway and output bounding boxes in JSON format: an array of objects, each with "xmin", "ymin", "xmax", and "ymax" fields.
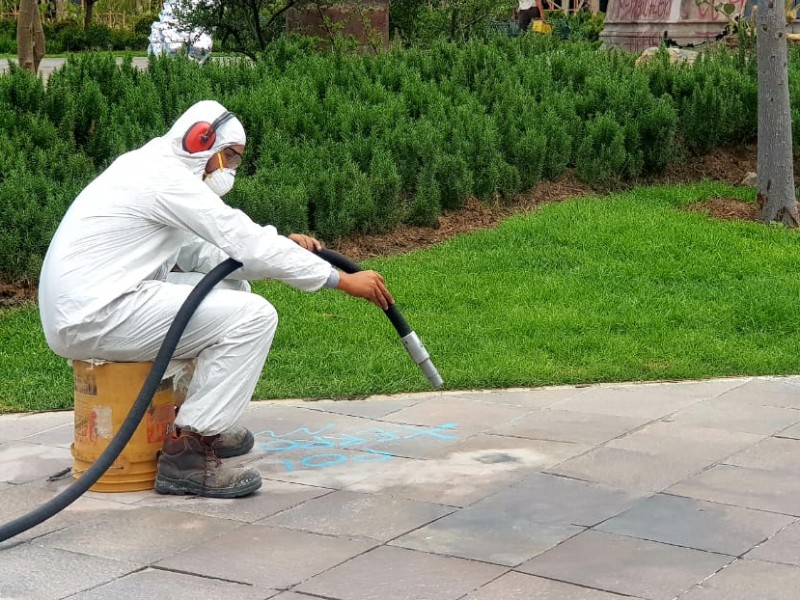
[{"xmin": 2, "ymin": 376, "xmax": 800, "ymax": 599}]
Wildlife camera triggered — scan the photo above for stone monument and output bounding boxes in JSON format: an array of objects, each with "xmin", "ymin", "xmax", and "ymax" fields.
[{"xmin": 600, "ymin": 0, "xmax": 749, "ymax": 51}]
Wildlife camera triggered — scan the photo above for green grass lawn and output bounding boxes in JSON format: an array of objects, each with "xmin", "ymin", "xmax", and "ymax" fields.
[{"xmin": 3, "ymin": 181, "xmax": 800, "ymax": 414}]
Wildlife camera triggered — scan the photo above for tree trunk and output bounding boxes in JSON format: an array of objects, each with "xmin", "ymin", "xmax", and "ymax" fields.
[
  {"xmin": 756, "ymin": 0, "xmax": 798, "ymax": 226},
  {"xmin": 16, "ymin": 0, "xmax": 46, "ymax": 74},
  {"xmin": 84, "ymin": 0, "xmax": 96, "ymax": 31}
]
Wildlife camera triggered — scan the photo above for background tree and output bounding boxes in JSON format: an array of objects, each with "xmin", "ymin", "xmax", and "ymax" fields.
[
  {"xmin": 83, "ymin": 0, "xmax": 98, "ymax": 30},
  {"xmin": 174, "ymin": 0, "xmax": 307, "ymax": 60},
  {"xmin": 16, "ymin": 0, "xmax": 45, "ymax": 74},
  {"xmin": 398, "ymin": 0, "xmax": 515, "ymax": 44},
  {"xmin": 756, "ymin": 0, "xmax": 798, "ymax": 225}
]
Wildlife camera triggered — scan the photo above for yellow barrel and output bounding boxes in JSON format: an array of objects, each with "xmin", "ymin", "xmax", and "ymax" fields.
[{"xmin": 71, "ymin": 360, "xmax": 177, "ymax": 492}]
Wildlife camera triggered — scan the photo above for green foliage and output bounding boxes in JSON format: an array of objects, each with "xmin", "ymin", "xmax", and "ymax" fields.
[
  {"xmin": 0, "ymin": 16, "xmax": 149, "ymax": 54},
  {"xmin": 0, "ymin": 38, "xmax": 791, "ymax": 282},
  {"xmin": 576, "ymin": 113, "xmax": 627, "ymax": 184},
  {"xmin": 548, "ymin": 11, "xmax": 606, "ymax": 43}
]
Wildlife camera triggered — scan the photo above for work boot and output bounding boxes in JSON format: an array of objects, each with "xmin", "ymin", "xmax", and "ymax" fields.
[
  {"xmin": 171, "ymin": 408, "xmax": 254, "ymax": 459},
  {"xmin": 209, "ymin": 425, "xmax": 255, "ymax": 459},
  {"xmin": 154, "ymin": 430, "xmax": 262, "ymax": 498}
]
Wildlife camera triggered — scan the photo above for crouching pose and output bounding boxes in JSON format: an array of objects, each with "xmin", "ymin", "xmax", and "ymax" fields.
[{"xmin": 39, "ymin": 100, "xmax": 393, "ymax": 498}]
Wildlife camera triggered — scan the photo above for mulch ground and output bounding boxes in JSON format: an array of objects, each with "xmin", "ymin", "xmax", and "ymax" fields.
[{"xmin": 0, "ymin": 144, "xmax": 773, "ymax": 308}]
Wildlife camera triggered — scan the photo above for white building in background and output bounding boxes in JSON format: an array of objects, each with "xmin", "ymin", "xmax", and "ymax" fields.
[{"xmin": 147, "ymin": 0, "xmax": 213, "ymax": 64}]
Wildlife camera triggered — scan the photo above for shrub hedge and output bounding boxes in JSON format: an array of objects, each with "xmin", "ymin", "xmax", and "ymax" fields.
[
  {"xmin": 0, "ymin": 37, "xmax": 789, "ymax": 282},
  {"xmin": 0, "ymin": 16, "xmax": 151, "ymax": 54}
]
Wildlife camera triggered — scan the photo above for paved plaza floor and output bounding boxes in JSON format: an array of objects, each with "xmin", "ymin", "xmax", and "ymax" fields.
[
  {"xmin": 1, "ymin": 57, "xmax": 151, "ymax": 80},
  {"xmin": 2, "ymin": 376, "xmax": 800, "ymax": 599}
]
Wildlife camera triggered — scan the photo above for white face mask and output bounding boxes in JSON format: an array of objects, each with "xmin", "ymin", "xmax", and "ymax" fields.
[{"xmin": 204, "ymin": 168, "xmax": 236, "ymax": 196}]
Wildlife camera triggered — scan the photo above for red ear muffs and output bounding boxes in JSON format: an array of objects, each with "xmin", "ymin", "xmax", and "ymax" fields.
[{"xmin": 181, "ymin": 111, "xmax": 236, "ymax": 153}]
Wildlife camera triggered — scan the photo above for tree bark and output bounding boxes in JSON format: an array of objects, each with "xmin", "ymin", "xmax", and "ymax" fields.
[
  {"xmin": 84, "ymin": 0, "xmax": 96, "ymax": 31},
  {"xmin": 16, "ymin": 0, "xmax": 46, "ymax": 74},
  {"xmin": 756, "ymin": 0, "xmax": 798, "ymax": 226}
]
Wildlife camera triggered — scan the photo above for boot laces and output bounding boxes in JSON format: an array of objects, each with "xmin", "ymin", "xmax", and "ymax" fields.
[{"xmin": 198, "ymin": 436, "xmax": 222, "ymax": 488}]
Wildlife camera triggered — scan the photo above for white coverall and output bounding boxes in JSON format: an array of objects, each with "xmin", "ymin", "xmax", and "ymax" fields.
[{"xmin": 38, "ymin": 100, "xmax": 336, "ymax": 435}]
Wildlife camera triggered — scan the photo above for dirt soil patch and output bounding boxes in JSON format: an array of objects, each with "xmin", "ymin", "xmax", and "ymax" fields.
[
  {"xmin": 685, "ymin": 197, "xmax": 758, "ymax": 221},
  {"xmin": 0, "ymin": 145, "xmax": 765, "ymax": 308},
  {"xmin": 332, "ymin": 144, "xmax": 762, "ymax": 262}
]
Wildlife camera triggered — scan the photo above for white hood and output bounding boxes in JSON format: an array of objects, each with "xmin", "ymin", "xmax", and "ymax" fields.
[{"xmin": 164, "ymin": 99, "xmax": 247, "ymax": 177}]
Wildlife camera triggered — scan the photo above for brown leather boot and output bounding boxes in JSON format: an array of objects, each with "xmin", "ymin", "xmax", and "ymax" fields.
[
  {"xmin": 154, "ymin": 430, "xmax": 261, "ymax": 498},
  {"xmin": 171, "ymin": 410, "xmax": 254, "ymax": 459},
  {"xmin": 209, "ymin": 425, "xmax": 255, "ymax": 459}
]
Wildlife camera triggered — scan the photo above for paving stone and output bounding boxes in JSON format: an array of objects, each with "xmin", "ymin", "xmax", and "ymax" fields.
[
  {"xmin": 550, "ymin": 422, "xmax": 764, "ymax": 492},
  {"xmin": 517, "ymin": 530, "xmax": 732, "ymax": 600},
  {"xmin": 468, "ymin": 473, "xmax": 647, "ymax": 527},
  {"xmin": 449, "ymin": 386, "xmax": 587, "ymax": 408},
  {"xmin": 261, "ymin": 489, "xmax": 453, "ymax": 541},
  {"xmin": 36, "ymin": 506, "xmax": 242, "ymax": 563},
  {"xmin": 5, "ymin": 375, "xmax": 800, "ymax": 600},
  {"xmin": 464, "ymin": 571, "xmax": 632, "ymax": 599},
  {"xmin": 597, "ymin": 494, "xmax": 794, "ymax": 556},
  {"xmin": 346, "ymin": 438, "xmax": 578, "ymax": 506},
  {"xmin": 548, "ymin": 446, "xmax": 715, "ymax": 492},
  {"xmin": 254, "ymin": 446, "xmax": 417, "ymax": 489},
  {"xmin": 0, "ymin": 441, "xmax": 73, "ymax": 484},
  {"xmin": 278, "ymin": 394, "xmax": 422, "ymax": 418},
  {"xmin": 606, "ymin": 422, "xmax": 763, "ymax": 460},
  {"xmin": 81, "ymin": 488, "xmax": 161, "ymax": 505},
  {"xmin": 249, "ymin": 406, "xmax": 463, "ymax": 461},
  {"xmin": 0, "ymin": 411, "xmax": 73, "ymax": 442},
  {"xmin": 490, "ymin": 409, "xmax": 651, "ymax": 445},
  {"xmin": 713, "ymin": 377, "xmax": 800, "ymax": 409},
  {"xmin": 311, "ymin": 419, "xmax": 466, "ymax": 461},
  {"xmin": 390, "ymin": 507, "xmax": 582, "ymax": 566},
  {"xmin": 68, "ymin": 567, "xmax": 276, "ymax": 599},
  {"xmin": 667, "ymin": 465, "xmax": 800, "ymax": 516},
  {"xmin": 244, "ymin": 404, "xmax": 382, "ymax": 444},
  {"xmin": 777, "ymin": 422, "xmax": 800, "ymax": 439},
  {"xmin": 746, "ymin": 520, "xmax": 800, "ymax": 565},
  {"xmin": 548, "ymin": 379, "xmax": 744, "ymax": 419},
  {"xmin": 420, "ymin": 432, "xmax": 590, "ymax": 464},
  {"xmin": 679, "ymin": 558, "xmax": 800, "ymax": 599},
  {"xmin": 20, "ymin": 422, "xmax": 74, "ymax": 448},
  {"xmin": 156, "ymin": 524, "xmax": 376, "ymax": 588},
  {"xmin": 0, "ymin": 483, "xmax": 139, "ymax": 548},
  {"xmin": 664, "ymin": 398, "xmax": 800, "ymax": 435},
  {"xmin": 135, "ymin": 478, "xmax": 333, "ymax": 523},
  {"xmin": 724, "ymin": 436, "xmax": 800, "ymax": 473},
  {"xmin": 0, "ymin": 544, "xmax": 139, "ymax": 600},
  {"xmin": 380, "ymin": 396, "xmax": 530, "ymax": 433},
  {"xmin": 296, "ymin": 545, "xmax": 506, "ymax": 600}
]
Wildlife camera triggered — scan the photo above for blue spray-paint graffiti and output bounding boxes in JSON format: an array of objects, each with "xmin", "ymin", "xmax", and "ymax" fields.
[{"xmin": 254, "ymin": 423, "xmax": 459, "ymax": 471}]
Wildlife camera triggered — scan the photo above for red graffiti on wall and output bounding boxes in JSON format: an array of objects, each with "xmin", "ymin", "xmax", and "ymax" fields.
[{"xmin": 613, "ymin": 0, "xmax": 672, "ymax": 20}]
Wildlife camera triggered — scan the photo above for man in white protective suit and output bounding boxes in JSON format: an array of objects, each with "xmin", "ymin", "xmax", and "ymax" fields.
[{"xmin": 38, "ymin": 100, "xmax": 394, "ymax": 498}]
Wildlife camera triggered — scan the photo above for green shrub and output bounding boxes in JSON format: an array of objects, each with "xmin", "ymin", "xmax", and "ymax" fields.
[
  {"xmin": 410, "ymin": 164, "xmax": 441, "ymax": 226},
  {"xmin": 0, "ymin": 37, "xmax": 793, "ymax": 282},
  {"xmin": 228, "ymin": 173, "xmax": 310, "ymax": 235},
  {"xmin": 435, "ymin": 154, "xmax": 474, "ymax": 210},
  {"xmin": 576, "ymin": 113, "xmax": 627, "ymax": 184}
]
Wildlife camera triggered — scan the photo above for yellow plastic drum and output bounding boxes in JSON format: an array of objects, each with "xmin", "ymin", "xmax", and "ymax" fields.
[{"xmin": 71, "ymin": 360, "xmax": 176, "ymax": 492}]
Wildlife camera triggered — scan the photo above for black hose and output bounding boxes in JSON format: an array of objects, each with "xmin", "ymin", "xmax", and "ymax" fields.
[
  {"xmin": 315, "ymin": 248, "xmax": 412, "ymax": 336},
  {"xmin": 314, "ymin": 248, "xmax": 443, "ymax": 387},
  {"xmin": 0, "ymin": 258, "xmax": 243, "ymax": 544},
  {"xmin": 0, "ymin": 247, "xmax": 441, "ymax": 544}
]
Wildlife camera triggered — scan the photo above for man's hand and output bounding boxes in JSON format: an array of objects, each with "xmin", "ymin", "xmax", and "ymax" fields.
[
  {"xmin": 338, "ymin": 271, "xmax": 395, "ymax": 310},
  {"xmin": 289, "ymin": 233, "xmax": 323, "ymax": 252}
]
